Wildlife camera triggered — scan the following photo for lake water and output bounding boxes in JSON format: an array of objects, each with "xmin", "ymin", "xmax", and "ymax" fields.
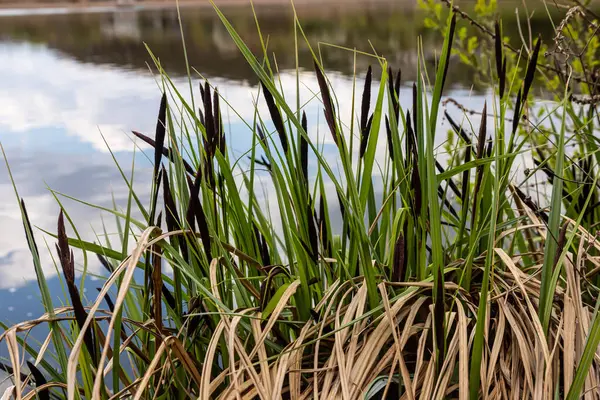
[{"xmin": 0, "ymin": 1, "xmax": 557, "ymax": 328}]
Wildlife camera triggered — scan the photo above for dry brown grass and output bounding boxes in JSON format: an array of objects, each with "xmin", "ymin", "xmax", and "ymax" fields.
[{"xmin": 2, "ymin": 214, "xmax": 600, "ymax": 399}]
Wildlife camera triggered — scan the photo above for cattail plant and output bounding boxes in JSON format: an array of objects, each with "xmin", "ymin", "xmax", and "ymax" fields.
[{"xmin": 2, "ymin": 3, "xmax": 600, "ymax": 399}]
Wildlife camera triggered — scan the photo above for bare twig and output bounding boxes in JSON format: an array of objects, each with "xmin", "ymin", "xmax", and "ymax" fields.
[{"xmin": 439, "ymin": 0, "xmax": 600, "ymax": 88}]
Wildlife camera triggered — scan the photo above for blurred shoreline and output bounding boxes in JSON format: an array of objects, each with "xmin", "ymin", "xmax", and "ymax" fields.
[{"xmin": 0, "ymin": 0, "xmax": 401, "ymax": 12}]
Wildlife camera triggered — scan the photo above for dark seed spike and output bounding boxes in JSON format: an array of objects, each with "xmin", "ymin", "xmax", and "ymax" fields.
[
  {"xmin": 314, "ymin": 61, "xmax": 338, "ymax": 146},
  {"xmin": 57, "ymin": 210, "xmax": 72, "ymax": 282},
  {"xmin": 301, "ymin": 111, "xmax": 309, "ymax": 185},
  {"xmin": 213, "ymin": 88, "xmax": 225, "ymax": 154},
  {"xmin": 26, "ymin": 361, "xmax": 49, "ymax": 400},
  {"xmin": 412, "ymin": 83, "xmax": 418, "ymax": 143},
  {"xmin": 394, "ymin": 68, "xmax": 402, "ymax": 100},
  {"xmin": 512, "ymin": 89, "xmax": 523, "ymax": 134},
  {"xmin": 387, "ymin": 67, "xmax": 401, "ymax": 121},
  {"xmin": 360, "ymin": 114, "xmax": 374, "ymax": 159},
  {"xmin": 307, "ymin": 202, "xmax": 319, "ymax": 263},
  {"xmin": 199, "ymin": 81, "xmax": 205, "ymax": 100},
  {"xmin": 253, "ymin": 225, "xmax": 270, "ymax": 267},
  {"xmin": 318, "ymin": 194, "xmax": 326, "ymax": 226},
  {"xmin": 444, "ymin": 112, "xmax": 473, "ymax": 148},
  {"xmin": 162, "ymin": 167, "xmax": 181, "ymax": 234},
  {"xmin": 439, "ymin": 14, "xmax": 457, "ymax": 93},
  {"xmin": 253, "ymin": 224, "xmax": 269, "ymax": 268},
  {"xmin": 217, "ymin": 172, "xmax": 227, "ymax": 232},
  {"xmin": 156, "ymin": 211, "xmax": 163, "ymax": 230},
  {"xmin": 477, "ymin": 102, "xmax": 488, "ymax": 158},
  {"xmin": 150, "ymin": 167, "xmax": 163, "ymax": 226},
  {"xmin": 213, "ymin": 87, "xmax": 220, "ymax": 140},
  {"xmin": 184, "ymin": 175, "xmax": 197, "ymax": 232},
  {"xmin": 385, "ymin": 116, "xmax": 394, "ymax": 159},
  {"xmin": 202, "ymin": 111, "xmax": 216, "ymax": 189},
  {"xmin": 132, "ymin": 131, "xmax": 194, "ymax": 175},
  {"xmin": 412, "ymin": 155, "xmax": 422, "ymax": 218},
  {"xmin": 494, "ymin": 20, "xmax": 505, "ymax": 99},
  {"xmin": 204, "ymin": 83, "xmax": 216, "ymax": 169},
  {"xmin": 319, "ymin": 194, "xmax": 330, "ymax": 255},
  {"xmin": 257, "ymin": 125, "xmax": 267, "ymax": 145},
  {"xmin": 97, "ymin": 254, "xmax": 113, "ymax": 274},
  {"xmin": 461, "ymin": 147, "xmax": 471, "ymax": 202},
  {"xmin": 394, "ymin": 69, "xmax": 402, "ymax": 101},
  {"xmin": 153, "ymin": 93, "xmax": 167, "ymax": 181},
  {"xmin": 97, "ymin": 288, "xmax": 115, "ymax": 313},
  {"xmin": 57, "ymin": 212, "xmax": 96, "ymax": 362},
  {"xmin": 406, "ymin": 112, "xmax": 419, "ymax": 160},
  {"xmin": 438, "ymin": 185, "xmax": 459, "ymax": 219},
  {"xmin": 194, "ymin": 199, "xmax": 212, "ymax": 262},
  {"xmin": 523, "ymin": 35, "xmax": 542, "ymax": 102},
  {"xmin": 151, "ymin": 242, "xmax": 163, "ymax": 333},
  {"xmin": 406, "ymin": 110, "xmax": 414, "ymax": 159},
  {"xmin": 20, "ymin": 199, "xmax": 39, "ymax": 255},
  {"xmin": 485, "ymin": 138, "xmax": 493, "ymax": 158},
  {"xmin": 202, "ymin": 82, "xmax": 214, "ymax": 153},
  {"xmin": 261, "ymin": 82, "xmax": 288, "ymax": 153},
  {"xmin": 387, "ymin": 66, "xmax": 395, "ymax": 109},
  {"xmin": 261, "ymin": 234, "xmax": 271, "ymax": 267},
  {"xmin": 259, "ymin": 278, "xmax": 270, "ymax": 312},
  {"xmin": 198, "ymin": 107, "xmax": 205, "ymax": 127},
  {"xmin": 360, "ymin": 65, "xmax": 372, "ymax": 134},
  {"xmin": 186, "ymin": 174, "xmax": 212, "ymax": 260},
  {"xmin": 435, "ymin": 160, "xmax": 462, "ymax": 200},
  {"xmin": 301, "ymin": 110, "xmax": 308, "ymax": 133},
  {"xmin": 471, "ymin": 153, "xmax": 486, "ymax": 228},
  {"xmin": 391, "ymin": 232, "xmax": 406, "ymax": 282},
  {"xmin": 501, "ymin": 57, "xmax": 507, "ymax": 99}
]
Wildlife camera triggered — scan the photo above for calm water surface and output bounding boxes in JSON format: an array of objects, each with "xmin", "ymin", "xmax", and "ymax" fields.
[{"xmin": 0, "ymin": 2, "xmax": 557, "ymax": 327}]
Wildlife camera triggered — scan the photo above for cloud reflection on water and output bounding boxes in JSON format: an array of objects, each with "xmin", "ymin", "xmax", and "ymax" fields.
[{"xmin": 0, "ymin": 39, "xmax": 489, "ymax": 324}]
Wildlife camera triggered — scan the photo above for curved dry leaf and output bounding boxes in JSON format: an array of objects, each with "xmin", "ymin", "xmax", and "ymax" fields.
[{"xmin": 66, "ymin": 227, "xmax": 159, "ymax": 400}]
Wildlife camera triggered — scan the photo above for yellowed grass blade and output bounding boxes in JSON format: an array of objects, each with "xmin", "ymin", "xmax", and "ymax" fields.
[
  {"xmin": 0, "ymin": 386, "xmax": 14, "ymax": 400},
  {"xmin": 379, "ymin": 282, "xmax": 414, "ymax": 400},
  {"xmin": 6, "ymin": 330, "xmax": 21, "ymax": 400},
  {"xmin": 66, "ymin": 226, "xmax": 159, "ymax": 400}
]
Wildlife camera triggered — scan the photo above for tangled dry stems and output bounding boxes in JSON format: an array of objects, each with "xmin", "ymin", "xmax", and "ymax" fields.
[{"xmin": 3, "ymin": 211, "xmax": 600, "ymax": 399}]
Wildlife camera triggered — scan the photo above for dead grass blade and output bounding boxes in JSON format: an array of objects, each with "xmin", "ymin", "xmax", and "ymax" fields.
[
  {"xmin": 65, "ymin": 227, "xmax": 159, "ymax": 400},
  {"xmin": 7, "ymin": 212, "xmax": 600, "ymax": 399},
  {"xmin": 6, "ymin": 330, "xmax": 21, "ymax": 400}
]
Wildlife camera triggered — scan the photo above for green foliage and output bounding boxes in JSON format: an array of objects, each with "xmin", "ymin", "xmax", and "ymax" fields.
[{"xmin": 2, "ymin": 1, "xmax": 600, "ymax": 398}]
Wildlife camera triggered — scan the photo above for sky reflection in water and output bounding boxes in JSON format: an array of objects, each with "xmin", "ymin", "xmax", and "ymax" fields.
[{"xmin": 0, "ymin": 3, "xmax": 494, "ymax": 325}]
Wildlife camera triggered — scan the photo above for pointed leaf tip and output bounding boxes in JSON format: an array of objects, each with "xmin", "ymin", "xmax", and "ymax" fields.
[
  {"xmin": 154, "ymin": 93, "xmax": 167, "ymax": 175},
  {"xmin": 261, "ymin": 81, "xmax": 288, "ymax": 153},
  {"xmin": 314, "ymin": 61, "xmax": 338, "ymax": 146}
]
